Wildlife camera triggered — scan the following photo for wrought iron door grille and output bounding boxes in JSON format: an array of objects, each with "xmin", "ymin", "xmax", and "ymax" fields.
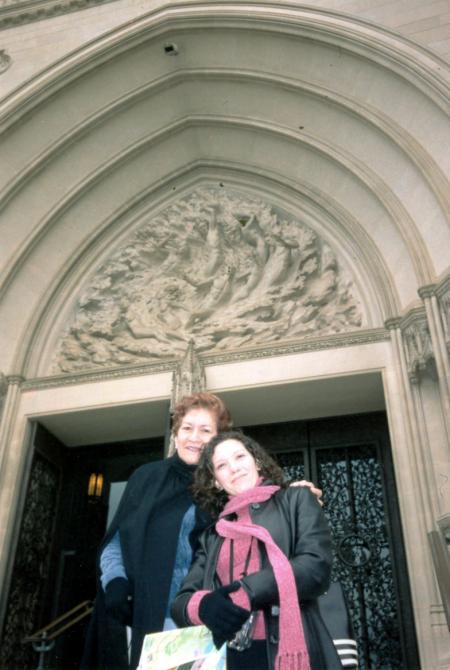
[{"xmin": 278, "ymin": 444, "xmax": 403, "ymax": 670}]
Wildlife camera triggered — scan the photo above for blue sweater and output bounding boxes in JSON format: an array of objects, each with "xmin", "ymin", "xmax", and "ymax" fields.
[{"xmin": 100, "ymin": 503, "xmax": 197, "ymax": 617}]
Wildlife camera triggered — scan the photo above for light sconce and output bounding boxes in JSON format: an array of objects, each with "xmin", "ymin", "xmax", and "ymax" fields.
[{"xmin": 87, "ymin": 472, "xmax": 104, "ymax": 500}]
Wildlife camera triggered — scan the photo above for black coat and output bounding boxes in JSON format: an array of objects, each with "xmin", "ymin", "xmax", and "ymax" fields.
[
  {"xmin": 81, "ymin": 453, "xmax": 209, "ymax": 670},
  {"xmin": 171, "ymin": 486, "xmax": 342, "ymax": 670}
]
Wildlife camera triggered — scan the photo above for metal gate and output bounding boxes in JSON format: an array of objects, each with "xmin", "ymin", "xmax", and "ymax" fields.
[{"xmin": 246, "ymin": 412, "xmax": 419, "ymax": 670}]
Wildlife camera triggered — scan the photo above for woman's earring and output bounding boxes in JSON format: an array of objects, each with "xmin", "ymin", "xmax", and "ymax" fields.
[{"xmin": 256, "ymin": 460, "xmax": 262, "ymax": 471}]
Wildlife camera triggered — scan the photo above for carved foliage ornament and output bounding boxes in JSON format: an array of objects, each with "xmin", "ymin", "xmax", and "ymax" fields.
[
  {"xmin": 437, "ymin": 281, "xmax": 450, "ymax": 353},
  {"xmin": 53, "ymin": 188, "xmax": 363, "ymax": 373},
  {"xmin": 401, "ymin": 312, "xmax": 436, "ymax": 383}
]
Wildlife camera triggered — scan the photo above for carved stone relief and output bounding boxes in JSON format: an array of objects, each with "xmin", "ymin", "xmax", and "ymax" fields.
[
  {"xmin": 52, "ymin": 188, "xmax": 363, "ymax": 373},
  {"xmin": 401, "ymin": 311, "xmax": 436, "ymax": 383}
]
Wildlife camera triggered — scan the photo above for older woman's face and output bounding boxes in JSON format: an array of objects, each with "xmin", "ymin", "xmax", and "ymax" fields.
[
  {"xmin": 212, "ymin": 439, "xmax": 259, "ymax": 496},
  {"xmin": 175, "ymin": 408, "xmax": 218, "ymax": 465}
]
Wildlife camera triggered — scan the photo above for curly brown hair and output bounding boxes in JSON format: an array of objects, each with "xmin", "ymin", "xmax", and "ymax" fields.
[
  {"xmin": 171, "ymin": 392, "xmax": 232, "ymax": 436},
  {"xmin": 193, "ymin": 431, "xmax": 286, "ymax": 517}
]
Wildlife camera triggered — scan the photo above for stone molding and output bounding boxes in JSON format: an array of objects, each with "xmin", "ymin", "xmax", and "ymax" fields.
[
  {"xmin": 418, "ymin": 284, "xmax": 437, "ymax": 300},
  {"xmin": 384, "ymin": 317, "xmax": 402, "ymax": 331},
  {"xmin": 0, "ymin": 373, "xmax": 7, "ymax": 420},
  {"xmin": 0, "ymin": 0, "xmax": 113, "ymax": 27},
  {"xmin": 0, "ymin": 3, "xmax": 447, "ymax": 105},
  {"xmin": 21, "ymin": 327, "xmax": 389, "ymax": 391},
  {"xmin": 5, "ymin": 375, "xmax": 24, "ymax": 386},
  {"xmin": 200, "ymin": 328, "xmax": 388, "ymax": 365},
  {"xmin": 1, "ymin": 72, "xmax": 446, "ymax": 291}
]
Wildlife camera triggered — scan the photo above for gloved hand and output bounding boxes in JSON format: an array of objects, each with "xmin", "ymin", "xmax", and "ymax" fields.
[
  {"xmin": 104, "ymin": 577, "xmax": 133, "ymax": 625},
  {"xmin": 199, "ymin": 582, "xmax": 250, "ymax": 649}
]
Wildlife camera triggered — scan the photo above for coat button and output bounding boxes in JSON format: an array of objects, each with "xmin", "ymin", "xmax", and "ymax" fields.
[
  {"xmin": 269, "ymin": 634, "xmax": 279, "ymax": 644},
  {"xmin": 251, "ymin": 503, "xmax": 261, "ymax": 509}
]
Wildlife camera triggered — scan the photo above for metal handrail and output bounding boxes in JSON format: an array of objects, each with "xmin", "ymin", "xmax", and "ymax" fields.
[
  {"xmin": 23, "ymin": 599, "xmax": 94, "ymax": 643},
  {"xmin": 23, "ymin": 600, "xmax": 94, "ymax": 670}
]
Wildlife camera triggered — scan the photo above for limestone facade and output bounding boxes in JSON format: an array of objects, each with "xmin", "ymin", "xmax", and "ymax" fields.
[{"xmin": 0, "ymin": 1, "xmax": 449, "ymax": 667}]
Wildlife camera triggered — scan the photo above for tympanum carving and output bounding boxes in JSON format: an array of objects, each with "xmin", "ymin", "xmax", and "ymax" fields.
[{"xmin": 53, "ymin": 188, "xmax": 363, "ymax": 372}]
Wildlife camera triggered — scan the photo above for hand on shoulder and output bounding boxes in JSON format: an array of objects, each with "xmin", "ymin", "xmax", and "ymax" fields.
[{"xmin": 288, "ymin": 479, "xmax": 323, "ymax": 506}]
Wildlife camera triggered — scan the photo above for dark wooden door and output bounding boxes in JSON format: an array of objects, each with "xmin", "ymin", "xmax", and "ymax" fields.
[{"xmin": 245, "ymin": 412, "xmax": 420, "ymax": 670}]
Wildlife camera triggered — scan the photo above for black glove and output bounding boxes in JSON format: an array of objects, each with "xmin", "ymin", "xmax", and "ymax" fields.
[
  {"xmin": 199, "ymin": 582, "xmax": 250, "ymax": 649},
  {"xmin": 104, "ymin": 577, "xmax": 133, "ymax": 625}
]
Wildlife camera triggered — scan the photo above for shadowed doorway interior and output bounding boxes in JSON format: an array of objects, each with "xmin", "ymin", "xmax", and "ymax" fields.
[{"xmin": 0, "ymin": 411, "xmax": 419, "ymax": 670}]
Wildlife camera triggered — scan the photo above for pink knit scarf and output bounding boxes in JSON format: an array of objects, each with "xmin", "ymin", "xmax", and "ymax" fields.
[{"xmin": 216, "ymin": 485, "xmax": 310, "ymax": 670}]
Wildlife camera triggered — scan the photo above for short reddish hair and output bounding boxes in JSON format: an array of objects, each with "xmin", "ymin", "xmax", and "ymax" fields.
[{"xmin": 172, "ymin": 392, "xmax": 232, "ymax": 435}]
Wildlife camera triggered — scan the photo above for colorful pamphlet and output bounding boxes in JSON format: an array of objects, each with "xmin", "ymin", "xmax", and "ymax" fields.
[{"xmin": 137, "ymin": 625, "xmax": 227, "ymax": 670}]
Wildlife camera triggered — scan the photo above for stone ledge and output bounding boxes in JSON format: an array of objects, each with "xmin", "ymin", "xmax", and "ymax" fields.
[
  {"xmin": 0, "ymin": 0, "xmax": 116, "ymax": 29},
  {"xmin": 21, "ymin": 327, "xmax": 389, "ymax": 390}
]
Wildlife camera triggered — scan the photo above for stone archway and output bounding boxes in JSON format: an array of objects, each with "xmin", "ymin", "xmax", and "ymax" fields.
[
  {"xmin": 0, "ymin": 5, "xmax": 449, "ymax": 668},
  {"xmin": 1, "ymin": 5, "xmax": 449, "ymax": 381}
]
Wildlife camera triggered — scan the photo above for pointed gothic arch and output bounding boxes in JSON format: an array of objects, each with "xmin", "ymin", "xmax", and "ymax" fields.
[{"xmin": 0, "ymin": 5, "xmax": 449, "ymax": 669}]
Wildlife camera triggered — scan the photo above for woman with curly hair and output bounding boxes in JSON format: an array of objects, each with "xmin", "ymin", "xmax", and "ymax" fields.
[{"xmin": 171, "ymin": 431, "xmax": 341, "ymax": 670}]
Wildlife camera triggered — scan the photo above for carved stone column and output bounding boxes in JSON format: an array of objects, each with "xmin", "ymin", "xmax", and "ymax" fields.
[
  {"xmin": 385, "ymin": 319, "xmax": 442, "ymax": 662},
  {"xmin": 171, "ymin": 341, "xmax": 206, "ymax": 410},
  {"xmin": 386, "ymin": 318, "xmax": 439, "ymax": 525},
  {"xmin": 433, "ymin": 277, "xmax": 450, "ymax": 384},
  {"xmin": 0, "ymin": 376, "xmax": 23, "ymax": 474},
  {"xmin": 418, "ymin": 282, "xmax": 450, "ymax": 442},
  {"xmin": 166, "ymin": 342, "xmax": 206, "ymax": 456},
  {"xmin": 0, "ymin": 373, "xmax": 7, "ymax": 424},
  {"xmin": 399, "ymin": 306, "xmax": 449, "ymax": 517},
  {"xmin": 0, "ymin": 375, "xmax": 25, "ymax": 632}
]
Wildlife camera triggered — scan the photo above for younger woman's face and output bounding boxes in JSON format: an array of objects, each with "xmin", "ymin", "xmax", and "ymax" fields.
[
  {"xmin": 175, "ymin": 408, "xmax": 218, "ymax": 465},
  {"xmin": 212, "ymin": 439, "xmax": 259, "ymax": 496}
]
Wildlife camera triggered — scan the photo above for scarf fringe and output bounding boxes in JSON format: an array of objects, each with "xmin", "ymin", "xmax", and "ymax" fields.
[
  {"xmin": 218, "ymin": 486, "xmax": 311, "ymax": 670},
  {"xmin": 275, "ymin": 650, "xmax": 311, "ymax": 670}
]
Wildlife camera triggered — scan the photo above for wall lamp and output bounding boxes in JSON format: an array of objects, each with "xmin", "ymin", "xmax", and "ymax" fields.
[{"xmin": 87, "ymin": 472, "xmax": 104, "ymax": 500}]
